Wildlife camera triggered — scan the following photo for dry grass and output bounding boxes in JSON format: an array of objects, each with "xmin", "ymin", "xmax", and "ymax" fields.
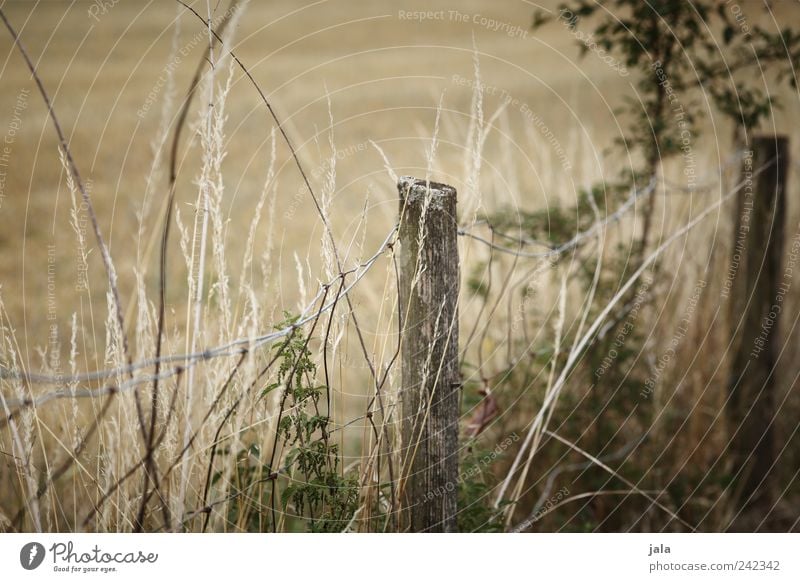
[{"xmin": 0, "ymin": 0, "xmax": 798, "ymax": 532}]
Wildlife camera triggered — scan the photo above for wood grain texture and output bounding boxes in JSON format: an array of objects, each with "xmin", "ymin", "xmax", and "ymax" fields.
[
  {"xmin": 397, "ymin": 176, "xmax": 460, "ymax": 532},
  {"xmin": 727, "ymin": 136, "xmax": 788, "ymax": 527}
]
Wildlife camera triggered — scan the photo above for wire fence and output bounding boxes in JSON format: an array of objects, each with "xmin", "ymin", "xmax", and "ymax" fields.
[
  {"xmin": 0, "ymin": 0, "xmax": 771, "ymax": 533},
  {"xmin": 1, "ymin": 152, "xmax": 749, "ymax": 418},
  {"xmin": 0, "ymin": 144, "xmax": 764, "ymax": 533}
]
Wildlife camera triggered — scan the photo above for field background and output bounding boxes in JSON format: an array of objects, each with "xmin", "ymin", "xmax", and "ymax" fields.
[
  {"xmin": 2, "ymin": 0, "xmax": 799, "ymax": 349},
  {"xmin": 1, "ymin": 0, "xmax": 799, "ymax": 532}
]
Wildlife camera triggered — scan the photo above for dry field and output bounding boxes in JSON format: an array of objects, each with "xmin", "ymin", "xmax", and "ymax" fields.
[{"xmin": 0, "ymin": 0, "xmax": 798, "ymax": 532}]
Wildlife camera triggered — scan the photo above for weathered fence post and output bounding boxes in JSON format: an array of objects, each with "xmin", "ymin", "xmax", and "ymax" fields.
[
  {"xmin": 397, "ymin": 176, "xmax": 460, "ymax": 532},
  {"xmin": 727, "ymin": 135, "xmax": 788, "ymax": 527}
]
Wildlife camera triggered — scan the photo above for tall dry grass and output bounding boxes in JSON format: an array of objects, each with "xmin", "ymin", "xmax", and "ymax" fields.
[{"xmin": 0, "ymin": 1, "xmax": 798, "ymax": 533}]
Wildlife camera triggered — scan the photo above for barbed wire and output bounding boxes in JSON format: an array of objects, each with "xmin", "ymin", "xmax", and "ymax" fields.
[
  {"xmin": 458, "ymin": 177, "xmax": 658, "ymax": 259},
  {"xmin": 0, "ymin": 149, "xmax": 750, "ymax": 414},
  {"xmin": 0, "ymin": 149, "xmax": 767, "ymax": 532},
  {"xmin": 0, "ymin": 226, "xmax": 398, "ymax": 413},
  {"xmin": 458, "ymin": 148, "xmax": 748, "ymax": 259}
]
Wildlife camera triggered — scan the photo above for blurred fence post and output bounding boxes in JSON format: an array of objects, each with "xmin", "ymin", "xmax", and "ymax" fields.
[
  {"xmin": 397, "ymin": 176, "xmax": 460, "ymax": 532},
  {"xmin": 727, "ymin": 136, "xmax": 789, "ymax": 526}
]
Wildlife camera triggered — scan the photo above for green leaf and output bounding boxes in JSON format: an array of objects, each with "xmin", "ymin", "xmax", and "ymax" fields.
[
  {"xmin": 261, "ymin": 382, "xmax": 281, "ymax": 397},
  {"xmin": 281, "ymin": 484, "xmax": 297, "ymax": 508}
]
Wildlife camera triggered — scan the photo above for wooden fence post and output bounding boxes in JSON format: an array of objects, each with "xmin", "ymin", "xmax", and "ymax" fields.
[
  {"xmin": 397, "ymin": 176, "xmax": 460, "ymax": 532},
  {"xmin": 727, "ymin": 135, "xmax": 788, "ymax": 527}
]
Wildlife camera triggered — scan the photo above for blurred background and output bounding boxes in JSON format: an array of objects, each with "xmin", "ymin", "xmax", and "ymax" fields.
[{"xmin": 0, "ymin": 0, "xmax": 798, "ymax": 532}]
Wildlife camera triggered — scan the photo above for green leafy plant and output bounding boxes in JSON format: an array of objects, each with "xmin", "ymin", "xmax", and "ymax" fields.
[
  {"xmin": 478, "ymin": 0, "xmax": 800, "ymax": 530},
  {"xmin": 533, "ymin": 0, "xmax": 800, "ymax": 257},
  {"xmin": 268, "ymin": 313, "xmax": 359, "ymax": 532},
  {"xmin": 457, "ymin": 446, "xmax": 507, "ymax": 533}
]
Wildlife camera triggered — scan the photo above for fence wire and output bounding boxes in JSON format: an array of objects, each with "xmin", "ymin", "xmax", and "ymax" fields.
[{"xmin": 1, "ymin": 151, "xmax": 748, "ymax": 418}]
